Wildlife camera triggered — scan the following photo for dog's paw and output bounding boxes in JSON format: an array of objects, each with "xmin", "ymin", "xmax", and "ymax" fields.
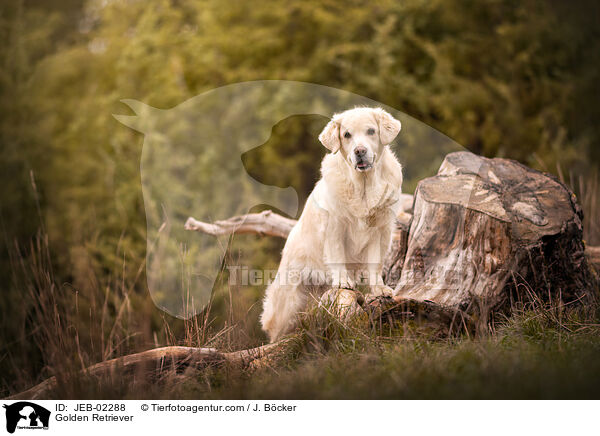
[
  {"xmin": 366, "ymin": 284, "xmax": 394, "ymax": 300},
  {"xmin": 319, "ymin": 288, "xmax": 364, "ymax": 316},
  {"xmin": 336, "ymin": 284, "xmax": 356, "ymax": 292},
  {"xmin": 332, "ymin": 280, "xmax": 356, "ymax": 291}
]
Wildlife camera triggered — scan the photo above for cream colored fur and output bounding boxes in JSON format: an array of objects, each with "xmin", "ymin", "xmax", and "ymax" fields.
[{"xmin": 260, "ymin": 107, "xmax": 403, "ymax": 342}]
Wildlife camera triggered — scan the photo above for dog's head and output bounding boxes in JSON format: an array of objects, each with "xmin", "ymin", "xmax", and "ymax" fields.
[{"xmin": 318, "ymin": 107, "xmax": 401, "ymax": 172}]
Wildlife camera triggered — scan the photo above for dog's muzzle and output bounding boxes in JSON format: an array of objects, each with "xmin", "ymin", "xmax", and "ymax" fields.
[
  {"xmin": 353, "ymin": 146, "xmax": 373, "ymax": 171},
  {"xmin": 355, "ymin": 160, "xmax": 373, "ymax": 171}
]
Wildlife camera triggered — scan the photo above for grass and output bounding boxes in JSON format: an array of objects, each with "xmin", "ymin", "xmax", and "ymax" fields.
[{"xmin": 1, "ymin": 175, "xmax": 599, "ymax": 400}]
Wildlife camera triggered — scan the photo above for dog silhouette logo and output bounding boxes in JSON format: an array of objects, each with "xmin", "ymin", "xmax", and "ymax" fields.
[
  {"xmin": 3, "ymin": 402, "xmax": 50, "ymax": 433},
  {"xmin": 113, "ymin": 80, "xmax": 462, "ymax": 319}
]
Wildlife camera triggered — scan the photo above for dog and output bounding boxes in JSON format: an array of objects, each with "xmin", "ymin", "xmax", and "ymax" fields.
[{"xmin": 260, "ymin": 107, "xmax": 403, "ymax": 342}]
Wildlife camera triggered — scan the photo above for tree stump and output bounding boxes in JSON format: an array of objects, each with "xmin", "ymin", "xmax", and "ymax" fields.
[{"xmin": 393, "ymin": 151, "xmax": 593, "ymax": 319}]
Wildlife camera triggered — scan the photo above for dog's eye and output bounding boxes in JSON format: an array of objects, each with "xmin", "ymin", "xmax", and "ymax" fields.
[
  {"xmin": 367, "ymin": 128, "xmax": 375, "ymax": 135},
  {"xmin": 344, "ymin": 131, "xmax": 351, "ymax": 139}
]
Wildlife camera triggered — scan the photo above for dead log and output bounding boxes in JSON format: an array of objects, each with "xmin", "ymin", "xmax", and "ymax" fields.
[
  {"xmin": 6, "ymin": 342, "xmax": 288, "ymax": 400},
  {"xmin": 365, "ymin": 295, "xmax": 475, "ymax": 337},
  {"xmin": 315, "ymin": 289, "xmax": 474, "ymax": 337},
  {"xmin": 393, "ymin": 151, "xmax": 594, "ymax": 319}
]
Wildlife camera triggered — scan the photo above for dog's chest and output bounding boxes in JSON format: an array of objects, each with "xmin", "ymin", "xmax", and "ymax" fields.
[{"xmin": 345, "ymin": 218, "xmax": 378, "ymax": 255}]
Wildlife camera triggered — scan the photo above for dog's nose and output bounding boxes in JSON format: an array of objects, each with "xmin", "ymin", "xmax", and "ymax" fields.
[{"xmin": 354, "ymin": 146, "xmax": 367, "ymax": 157}]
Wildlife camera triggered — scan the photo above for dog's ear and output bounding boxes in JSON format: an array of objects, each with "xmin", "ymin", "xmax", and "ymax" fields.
[
  {"xmin": 318, "ymin": 119, "xmax": 341, "ymax": 153},
  {"xmin": 374, "ymin": 108, "xmax": 401, "ymax": 145}
]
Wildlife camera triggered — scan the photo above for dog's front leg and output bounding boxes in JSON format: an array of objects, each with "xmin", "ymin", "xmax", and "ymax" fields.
[
  {"xmin": 366, "ymin": 227, "xmax": 393, "ymax": 297},
  {"xmin": 324, "ymin": 219, "xmax": 354, "ymax": 290}
]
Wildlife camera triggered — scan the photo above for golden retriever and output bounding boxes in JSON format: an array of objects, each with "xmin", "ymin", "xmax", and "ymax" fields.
[{"xmin": 260, "ymin": 107, "xmax": 403, "ymax": 341}]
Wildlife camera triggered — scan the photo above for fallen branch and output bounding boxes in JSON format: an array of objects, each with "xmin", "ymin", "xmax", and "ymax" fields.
[
  {"xmin": 185, "ymin": 209, "xmax": 296, "ymax": 239},
  {"xmin": 6, "ymin": 341, "xmax": 288, "ymax": 400},
  {"xmin": 367, "ymin": 295, "xmax": 476, "ymax": 336}
]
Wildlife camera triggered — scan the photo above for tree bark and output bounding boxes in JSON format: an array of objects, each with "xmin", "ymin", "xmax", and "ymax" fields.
[{"xmin": 382, "ymin": 212, "xmax": 411, "ymax": 289}]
